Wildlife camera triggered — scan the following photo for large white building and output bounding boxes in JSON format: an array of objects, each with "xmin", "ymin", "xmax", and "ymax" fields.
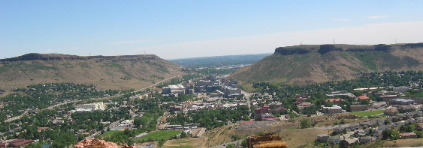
[
  {"xmin": 162, "ymin": 84, "xmax": 186, "ymax": 95},
  {"xmin": 76, "ymin": 102, "xmax": 106, "ymax": 112}
]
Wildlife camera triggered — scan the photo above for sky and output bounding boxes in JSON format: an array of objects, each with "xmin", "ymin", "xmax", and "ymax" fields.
[{"xmin": 1, "ymin": 0, "xmax": 423, "ymax": 59}]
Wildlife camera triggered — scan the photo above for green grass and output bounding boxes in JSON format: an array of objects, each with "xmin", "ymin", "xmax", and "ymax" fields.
[
  {"xmin": 349, "ymin": 110, "xmax": 384, "ymax": 117},
  {"xmin": 95, "ymin": 130, "xmax": 123, "ymax": 139},
  {"xmin": 134, "ymin": 130, "xmax": 181, "ymax": 142}
]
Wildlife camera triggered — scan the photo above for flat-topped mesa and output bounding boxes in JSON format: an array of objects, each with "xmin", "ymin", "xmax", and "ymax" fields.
[
  {"xmin": 0, "ymin": 53, "xmax": 159, "ymax": 62},
  {"xmin": 272, "ymin": 43, "xmax": 416, "ymax": 55}
]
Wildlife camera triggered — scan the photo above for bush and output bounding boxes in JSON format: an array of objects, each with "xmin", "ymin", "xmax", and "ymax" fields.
[{"xmin": 300, "ymin": 119, "xmax": 312, "ymax": 129}]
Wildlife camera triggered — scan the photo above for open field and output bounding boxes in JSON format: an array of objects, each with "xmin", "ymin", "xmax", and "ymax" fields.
[
  {"xmin": 348, "ymin": 110, "xmax": 384, "ymax": 117},
  {"xmin": 134, "ymin": 130, "xmax": 181, "ymax": 142},
  {"xmin": 95, "ymin": 130, "xmax": 122, "ymax": 139},
  {"xmin": 164, "ymin": 138, "xmax": 207, "ymax": 148},
  {"xmin": 382, "ymin": 138, "xmax": 423, "ymax": 147}
]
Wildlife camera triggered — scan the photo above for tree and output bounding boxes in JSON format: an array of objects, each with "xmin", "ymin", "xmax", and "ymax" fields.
[
  {"xmin": 300, "ymin": 119, "xmax": 312, "ymax": 129},
  {"xmin": 382, "ymin": 129, "xmax": 400, "ymax": 140}
]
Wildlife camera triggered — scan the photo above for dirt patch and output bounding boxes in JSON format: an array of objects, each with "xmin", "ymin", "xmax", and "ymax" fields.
[{"xmin": 383, "ymin": 138, "xmax": 423, "ymax": 147}]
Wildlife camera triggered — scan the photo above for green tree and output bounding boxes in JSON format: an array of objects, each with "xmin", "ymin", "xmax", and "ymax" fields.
[{"xmin": 300, "ymin": 119, "xmax": 312, "ymax": 129}]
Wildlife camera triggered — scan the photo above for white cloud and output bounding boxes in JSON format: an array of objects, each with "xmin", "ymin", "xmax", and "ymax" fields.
[
  {"xmin": 366, "ymin": 15, "xmax": 388, "ymax": 19},
  {"xmin": 121, "ymin": 21, "xmax": 423, "ymax": 59}
]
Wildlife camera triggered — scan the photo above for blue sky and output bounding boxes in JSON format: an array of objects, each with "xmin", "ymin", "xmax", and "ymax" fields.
[{"xmin": 1, "ymin": 0, "xmax": 423, "ymax": 59}]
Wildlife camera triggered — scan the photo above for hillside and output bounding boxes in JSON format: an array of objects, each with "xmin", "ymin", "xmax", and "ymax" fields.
[
  {"xmin": 0, "ymin": 53, "xmax": 184, "ymax": 90},
  {"xmin": 231, "ymin": 43, "xmax": 423, "ymax": 84}
]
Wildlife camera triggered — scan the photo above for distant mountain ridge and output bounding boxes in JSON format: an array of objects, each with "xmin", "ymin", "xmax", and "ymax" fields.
[
  {"xmin": 0, "ymin": 53, "xmax": 158, "ymax": 62},
  {"xmin": 0, "ymin": 53, "xmax": 184, "ymax": 90},
  {"xmin": 231, "ymin": 43, "xmax": 423, "ymax": 84},
  {"xmin": 171, "ymin": 53, "xmax": 272, "ymax": 68}
]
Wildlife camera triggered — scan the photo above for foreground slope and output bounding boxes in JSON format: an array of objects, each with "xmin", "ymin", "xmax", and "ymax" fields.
[
  {"xmin": 231, "ymin": 43, "xmax": 423, "ymax": 84},
  {"xmin": 0, "ymin": 53, "xmax": 184, "ymax": 90}
]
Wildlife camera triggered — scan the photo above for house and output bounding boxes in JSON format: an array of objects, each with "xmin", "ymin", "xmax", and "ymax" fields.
[
  {"xmin": 398, "ymin": 105, "xmax": 415, "ymax": 113},
  {"xmin": 371, "ymin": 102, "xmax": 387, "ymax": 109},
  {"xmin": 170, "ymin": 105, "xmax": 183, "ymax": 112},
  {"xmin": 357, "ymin": 95, "xmax": 370, "ymax": 101},
  {"xmin": 8, "ymin": 139, "xmax": 34, "ymax": 147},
  {"xmin": 37, "ymin": 127, "xmax": 50, "ymax": 132},
  {"xmin": 297, "ymin": 102, "xmax": 312, "ymax": 111},
  {"xmin": 384, "ymin": 107, "xmax": 399, "ymax": 116},
  {"xmin": 325, "ymin": 98, "xmax": 344, "ymax": 105},
  {"xmin": 399, "ymin": 132, "xmax": 417, "ymax": 139}
]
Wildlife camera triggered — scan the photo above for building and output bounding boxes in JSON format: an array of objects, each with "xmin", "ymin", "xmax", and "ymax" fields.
[
  {"xmin": 325, "ymin": 98, "xmax": 344, "ymax": 105},
  {"xmin": 162, "ymin": 84, "xmax": 186, "ymax": 95},
  {"xmin": 76, "ymin": 102, "xmax": 106, "ymax": 112},
  {"xmin": 384, "ymin": 107, "xmax": 399, "ymax": 116},
  {"xmin": 297, "ymin": 102, "xmax": 312, "ymax": 111},
  {"xmin": 399, "ymin": 132, "xmax": 417, "ymax": 139},
  {"xmin": 8, "ymin": 139, "xmax": 34, "ymax": 147},
  {"xmin": 357, "ymin": 95, "xmax": 370, "ymax": 101},
  {"xmin": 322, "ymin": 105, "xmax": 343, "ymax": 114},
  {"xmin": 326, "ymin": 91, "xmax": 356, "ymax": 98},
  {"xmin": 389, "ymin": 98, "xmax": 414, "ymax": 105}
]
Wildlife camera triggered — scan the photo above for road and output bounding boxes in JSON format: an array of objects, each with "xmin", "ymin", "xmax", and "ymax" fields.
[
  {"xmin": 134, "ymin": 75, "xmax": 181, "ymax": 93},
  {"xmin": 241, "ymin": 90, "xmax": 251, "ymax": 110},
  {"xmin": 4, "ymin": 75, "xmax": 181, "ymax": 123},
  {"xmin": 5, "ymin": 100, "xmax": 80, "ymax": 123}
]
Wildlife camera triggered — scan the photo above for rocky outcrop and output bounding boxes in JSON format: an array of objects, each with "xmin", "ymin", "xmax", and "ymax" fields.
[
  {"xmin": 246, "ymin": 133, "xmax": 287, "ymax": 148},
  {"xmin": 273, "ymin": 43, "xmax": 409, "ymax": 55},
  {"xmin": 73, "ymin": 138, "xmax": 134, "ymax": 148}
]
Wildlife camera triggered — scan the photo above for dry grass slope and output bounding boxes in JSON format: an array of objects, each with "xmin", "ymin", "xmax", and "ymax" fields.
[
  {"xmin": 0, "ymin": 54, "xmax": 184, "ymax": 90},
  {"xmin": 231, "ymin": 43, "xmax": 423, "ymax": 85}
]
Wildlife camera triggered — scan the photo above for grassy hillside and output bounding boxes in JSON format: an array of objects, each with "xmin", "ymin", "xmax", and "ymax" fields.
[
  {"xmin": 0, "ymin": 53, "xmax": 184, "ymax": 90},
  {"xmin": 231, "ymin": 43, "xmax": 423, "ymax": 84}
]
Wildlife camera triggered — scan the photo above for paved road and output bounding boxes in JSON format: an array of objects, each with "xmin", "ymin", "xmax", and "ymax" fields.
[
  {"xmin": 5, "ymin": 100, "xmax": 80, "ymax": 123},
  {"xmin": 134, "ymin": 75, "xmax": 181, "ymax": 93},
  {"xmin": 241, "ymin": 90, "xmax": 251, "ymax": 110}
]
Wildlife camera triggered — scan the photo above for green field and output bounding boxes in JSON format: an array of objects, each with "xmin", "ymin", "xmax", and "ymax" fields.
[
  {"xmin": 349, "ymin": 110, "xmax": 384, "ymax": 117},
  {"xmin": 134, "ymin": 130, "xmax": 181, "ymax": 142}
]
